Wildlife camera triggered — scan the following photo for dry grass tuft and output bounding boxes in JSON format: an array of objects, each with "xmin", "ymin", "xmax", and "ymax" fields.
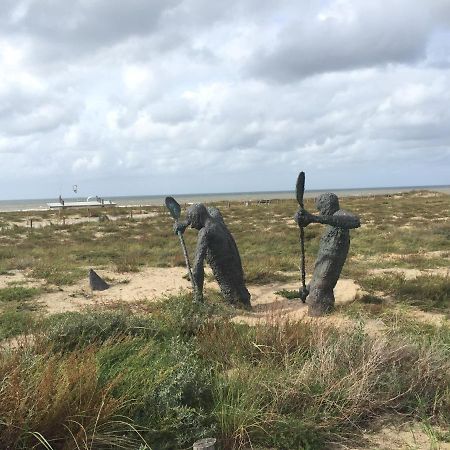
[{"xmin": 0, "ymin": 343, "xmax": 144, "ymax": 449}]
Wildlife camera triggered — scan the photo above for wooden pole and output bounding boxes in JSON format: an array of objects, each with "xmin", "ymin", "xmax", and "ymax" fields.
[{"xmin": 193, "ymin": 438, "xmax": 216, "ymax": 450}]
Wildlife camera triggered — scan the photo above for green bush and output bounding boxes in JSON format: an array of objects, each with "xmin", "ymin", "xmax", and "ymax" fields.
[
  {"xmin": 0, "ymin": 308, "xmax": 35, "ymax": 340},
  {"xmin": 98, "ymin": 337, "xmax": 215, "ymax": 449},
  {"xmin": 43, "ymin": 311, "xmax": 162, "ymax": 352},
  {"xmin": 155, "ymin": 292, "xmax": 221, "ymax": 337},
  {"xmin": 361, "ymin": 274, "xmax": 450, "ymax": 312},
  {"xmin": 0, "ymin": 286, "xmax": 40, "ymax": 302}
]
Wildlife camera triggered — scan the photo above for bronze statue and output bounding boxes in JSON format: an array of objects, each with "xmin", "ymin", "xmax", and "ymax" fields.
[
  {"xmin": 295, "ymin": 192, "xmax": 360, "ymax": 316},
  {"xmin": 176, "ymin": 204, "xmax": 251, "ymax": 308}
]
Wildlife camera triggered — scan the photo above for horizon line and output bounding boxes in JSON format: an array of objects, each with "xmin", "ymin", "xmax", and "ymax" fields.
[{"xmin": 1, "ymin": 183, "xmax": 449, "ymax": 203}]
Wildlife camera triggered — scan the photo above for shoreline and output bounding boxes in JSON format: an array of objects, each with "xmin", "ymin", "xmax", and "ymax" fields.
[{"xmin": 0, "ymin": 185, "xmax": 449, "ymax": 213}]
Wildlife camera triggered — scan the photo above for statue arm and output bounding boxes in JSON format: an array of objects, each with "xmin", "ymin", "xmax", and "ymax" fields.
[
  {"xmin": 173, "ymin": 219, "xmax": 190, "ymax": 235},
  {"xmin": 314, "ymin": 210, "xmax": 361, "ymax": 229},
  {"xmin": 295, "ymin": 209, "xmax": 360, "ymax": 229}
]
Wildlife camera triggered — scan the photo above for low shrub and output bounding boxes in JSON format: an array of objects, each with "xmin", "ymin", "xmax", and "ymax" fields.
[
  {"xmin": 0, "ymin": 346, "xmax": 145, "ymax": 450},
  {"xmin": 361, "ymin": 274, "xmax": 450, "ymax": 312},
  {"xmin": 43, "ymin": 310, "xmax": 162, "ymax": 352},
  {"xmin": 0, "ymin": 307, "xmax": 35, "ymax": 340},
  {"xmin": 0, "ymin": 286, "xmax": 40, "ymax": 302},
  {"xmin": 98, "ymin": 337, "xmax": 214, "ymax": 449}
]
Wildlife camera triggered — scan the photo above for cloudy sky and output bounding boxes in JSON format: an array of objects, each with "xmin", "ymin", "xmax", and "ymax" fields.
[{"xmin": 1, "ymin": 0, "xmax": 449, "ymax": 200}]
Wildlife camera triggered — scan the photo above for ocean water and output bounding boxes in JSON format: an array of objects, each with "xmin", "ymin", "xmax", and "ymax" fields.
[{"xmin": 0, "ymin": 185, "xmax": 449, "ymax": 212}]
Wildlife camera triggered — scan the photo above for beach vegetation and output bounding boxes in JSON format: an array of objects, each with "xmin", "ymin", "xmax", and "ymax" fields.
[
  {"xmin": 0, "ymin": 285, "xmax": 41, "ymax": 303},
  {"xmin": 0, "ymin": 307, "xmax": 36, "ymax": 340},
  {"xmin": 360, "ymin": 273, "xmax": 450, "ymax": 315},
  {"xmin": 0, "ymin": 191, "xmax": 449, "ymax": 448},
  {"xmin": 1, "ymin": 293, "xmax": 450, "ymax": 449},
  {"xmin": 274, "ymin": 288, "xmax": 301, "ymax": 299}
]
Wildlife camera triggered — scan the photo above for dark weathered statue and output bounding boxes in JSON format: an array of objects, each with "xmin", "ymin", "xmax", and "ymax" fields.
[
  {"xmin": 295, "ymin": 193, "xmax": 360, "ymax": 316},
  {"xmin": 176, "ymin": 204, "xmax": 251, "ymax": 308}
]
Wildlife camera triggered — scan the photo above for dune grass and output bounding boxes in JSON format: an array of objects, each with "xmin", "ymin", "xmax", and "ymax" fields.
[
  {"xmin": 1, "ymin": 293, "xmax": 449, "ymax": 449},
  {"xmin": 360, "ymin": 273, "xmax": 450, "ymax": 316},
  {"xmin": 0, "ymin": 285, "xmax": 41, "ymax": 303},
  {"xmin": 0, "ymin": 191, "xmax": 448, "ymax": 286}
]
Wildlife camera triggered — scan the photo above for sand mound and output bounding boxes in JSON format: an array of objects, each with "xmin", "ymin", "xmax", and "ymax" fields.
[
  {"xmin": 35, "ymin": 268, "xmax": 361, "ymax": 319},
  {"xmin": 41, "ymin": 267, "xmax": 192, "ymax": 314},
  {"xmin": 233, "ymin": 278, "xmax": 361, "ymax": 325}
]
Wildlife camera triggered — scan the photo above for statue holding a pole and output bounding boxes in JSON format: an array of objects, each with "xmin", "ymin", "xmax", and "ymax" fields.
[
  {"xmin": 166, "ymin": 198, "xmax": 251, "ymax": 308},
  {"xmin": 294, "ymin": 172, "xmax": 361, "ymax": 316}
]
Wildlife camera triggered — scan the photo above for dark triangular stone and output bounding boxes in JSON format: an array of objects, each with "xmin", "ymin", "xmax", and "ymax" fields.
[{"xmin": 89, "ymin": 268, "xmax": 109, "ymax": 291}]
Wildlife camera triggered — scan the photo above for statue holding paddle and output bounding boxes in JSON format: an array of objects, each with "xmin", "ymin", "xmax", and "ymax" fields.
[
  {"xmin": 166, "ymin": 198, "xmax": 251, "ymax": 308},
  {"xmin": 294, "ymin": 173, "xmax": 361, "ymax": 316}
]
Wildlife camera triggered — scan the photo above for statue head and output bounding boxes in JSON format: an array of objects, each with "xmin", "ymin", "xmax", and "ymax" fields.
[
  {"xmin": 187, "ymin": 203, "xmax": 209, "ymax": 229},
  {"xmin": 207, "ymin": 206, "xmax": 225, "ymax": 225},
  {"xmin": 315, "ymin": 193, "xmax": 339, "ymax": 215}
]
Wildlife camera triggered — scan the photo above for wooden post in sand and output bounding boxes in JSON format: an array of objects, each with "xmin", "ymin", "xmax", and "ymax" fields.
[{"xmin": 193, "ymin": 438, "xmax": 216, "ymax": 450}]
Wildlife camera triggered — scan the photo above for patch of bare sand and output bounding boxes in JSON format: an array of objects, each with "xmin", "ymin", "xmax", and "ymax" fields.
[
  {"xmin": 0, "ymin": 271, "xmax": 27, "ymax": 288},
  {"xmin": 0, "ymin": 270, "xmax": 44, "ymax": 289},
  {"xmin": 419, "ymin": 250, "xmax": 449, "ymax": 259},
  {"xmin": 233, "ymin": 278, "xmax": 361, "ymax": 326},
  {"xmin": 35, "ymin": 267, "xmax": 361, "ymax": 320},
  {"xmin": 41, "ymin": 267, "xmax": 195, "ymax": 314},
  {"xmin": 364, "ymin": 267, "xmax": 449, "ymax": 327},
  {"xmin": 392, "ymin": 191, "xmax": 445, "ymax": 199},
  {"xmin": 408, "ymin": 308, "xmax": 448, "ymax": 326},
  {"xmin": 354, "ymin": 251, "xmax": 449, "ymax": 264},
  {"xmin": 35, "ymin": 266, "xmax": 447, "ymax": 329},
  {"xmin": 339, "ymin": 422, "xmax": 450, "ymax": 450},
  {"xmin": 0, "ymin": 334, "xmax": 35, "ymax": 351},
  {"xmin": 370, "ymin": 267, "xmax": 449, "ymax": 279}
]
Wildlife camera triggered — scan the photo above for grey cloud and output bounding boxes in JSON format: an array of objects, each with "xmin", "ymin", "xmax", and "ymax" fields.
[
  {"xmin": 3, "ymin": 104, "xmax": 76, "ymax": 136},
  {"xmin": 18, "ymin": 0, "xmax": 177, "ymax": 41},
  {"xmin": 148, "ymin": 97, "xmax": 197, "ymax": 124},
  {"xmin": 1, "ymin": 0, "xmax": 181, "ymax": 62},
  {"xmin": 249, "ymin": 1, "xmax": 432, "ymax": 82},
  {"xmin": 0, "ymin": 79, "xmax": 80, "ymax": 137}
]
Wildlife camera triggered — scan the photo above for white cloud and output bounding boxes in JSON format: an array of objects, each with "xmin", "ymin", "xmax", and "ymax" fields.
[{"xmin": 0, "ymin": 0, "xmax": 449, "ymax": 199}]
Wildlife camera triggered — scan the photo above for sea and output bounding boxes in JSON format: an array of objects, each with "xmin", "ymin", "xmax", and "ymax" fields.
[{"xmin": 1, "ymin": 185, "xmax": 449, "ymax": 212}]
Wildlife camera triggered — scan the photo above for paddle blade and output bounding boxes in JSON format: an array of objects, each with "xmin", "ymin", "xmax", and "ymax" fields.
[
  {"xmin": 165, "ymin": 196, "xmax": 181, "ymax": 220},
  {"xmin": 296, "ymin": 171, "xmax": 305, "ymax": 206}
]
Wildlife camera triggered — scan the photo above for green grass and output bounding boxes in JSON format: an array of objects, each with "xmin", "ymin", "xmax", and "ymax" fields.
[
  {"xmin": 0, "ymin": 307, "xmax": 35, "ymax": 340},
  {"xmin": 275, "ymin": 289, "xmax": 301, "ymax": 299},
  {"xmin": 2, "ymin": 294, "xmax": 449, "ymax": 449},
  {"xmin": 0, "ymin": 286, "xmax": 41, "ymax": 302},
  {"xmin": 0, "ymin": 191, "xmax": 448, "ymax": 286},
  {"xmin": 360, "ymin": 274, "xmax": 450, "ymax": 314}
]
